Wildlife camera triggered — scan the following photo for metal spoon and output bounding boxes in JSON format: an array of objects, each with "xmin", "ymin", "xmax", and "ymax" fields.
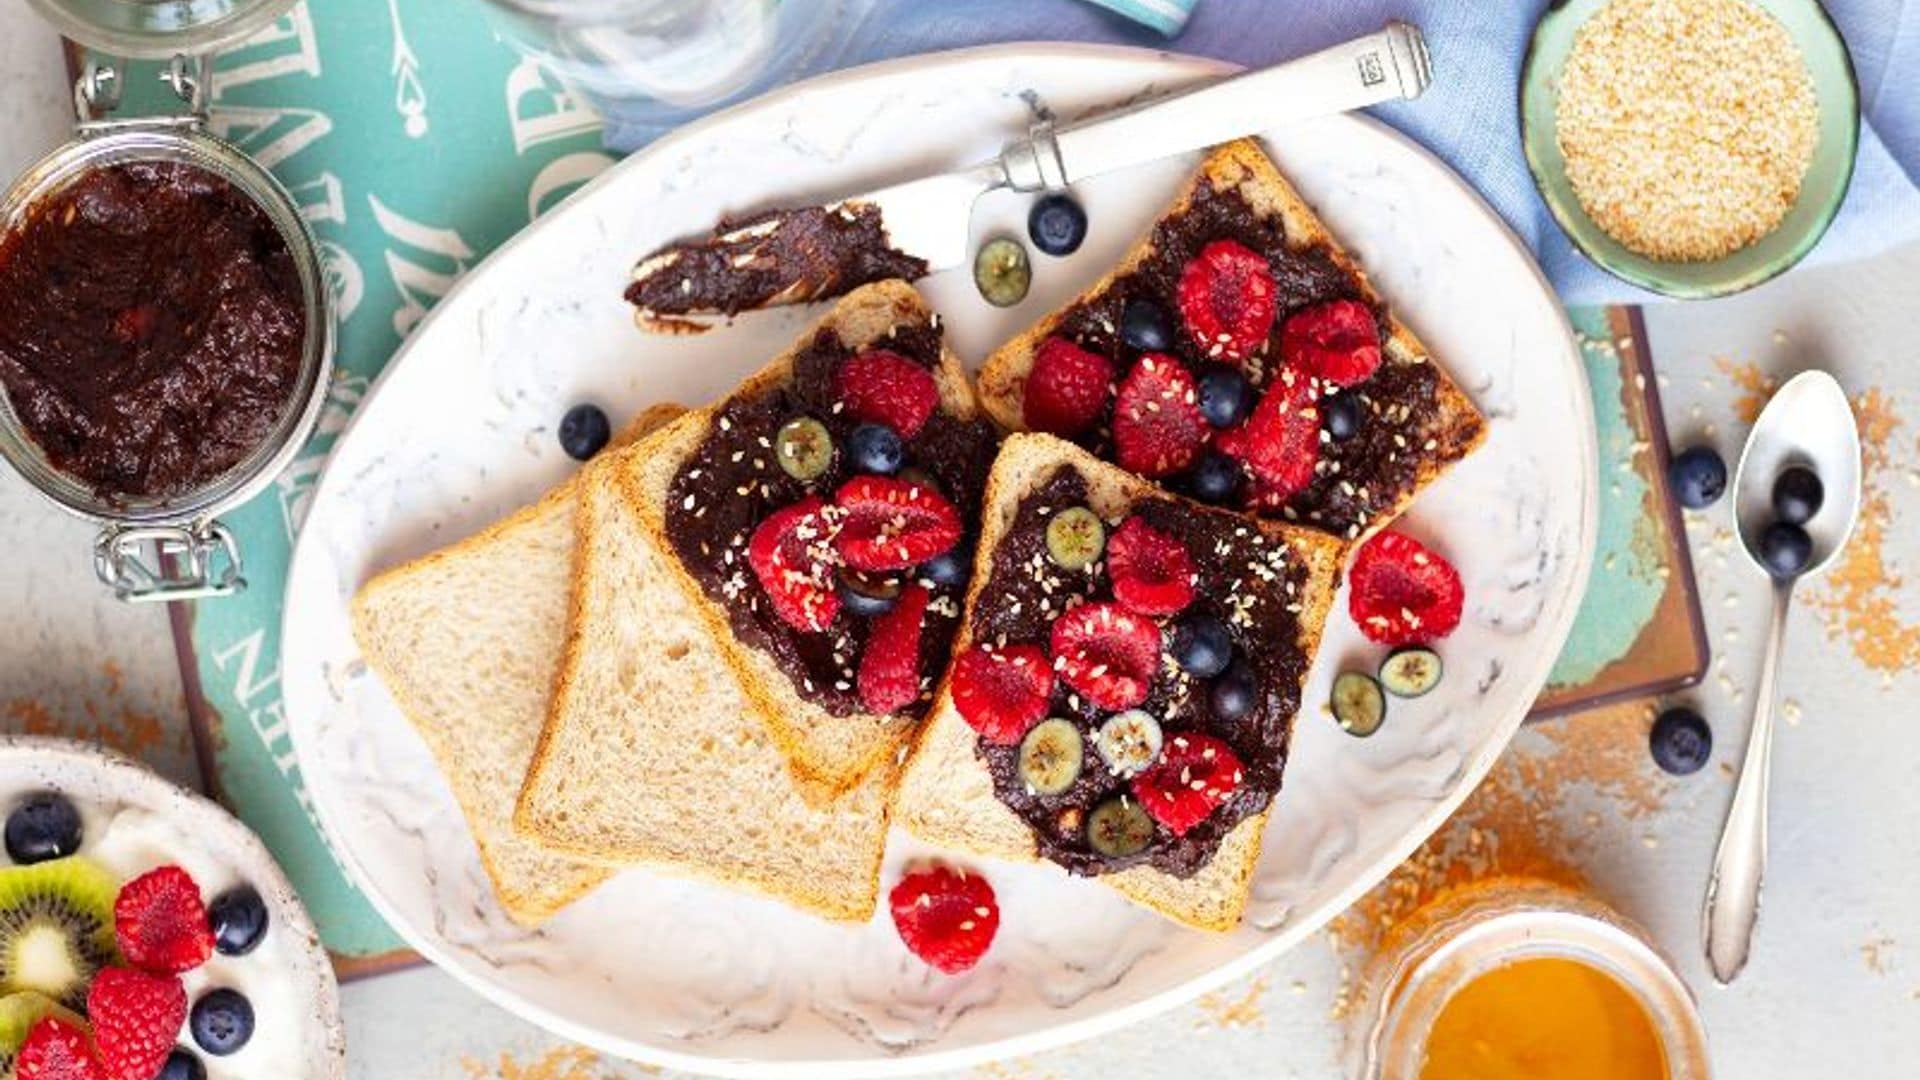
[{"xmin": 1702, "ymin": 370, "xmax": 1861, "ymax": 984}]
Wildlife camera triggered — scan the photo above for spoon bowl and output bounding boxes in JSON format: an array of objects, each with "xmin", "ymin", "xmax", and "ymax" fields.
[{"xmin": 1732, "ymin": 369, "xmax": 1862, "ymax": 577}]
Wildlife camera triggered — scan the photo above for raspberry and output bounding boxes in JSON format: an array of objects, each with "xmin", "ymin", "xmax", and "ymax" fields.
[
  {"xmin": 16, "ymin": 1017, "xmax": 104, "ymax": 1080},
  {"xmin": 888, "ymin": 865, "xmax": 999, "ymax": 974},
  {"xmin": 1175, "ymin": 239, "xmax": 1276, "ymax": 362},
  {"xmin": 1105, "ymin": 516, "xmax": 1196, "ymax": 616},
  {"xmin": 87, "ymin": 968, "xmax": 185, "ymax": 1080},
  {"xmin": 114, "ymin": 865, "xmax": 213, "ymax": 975},
  {"xmin": 1281, "ymin": 298, "xmax": 1381, "ymax": 387},
  {"xmin": 837, "ymin": 348, "xmax": 938, "ymax": 438},
  {"xmin": 1348, "ymin": 530, "xmax": 1464, "ymax": 645},
  {"xmin": 1214, "ymin": 368, "xmax": 1320, "ymax": 506},
  {"xmin": 951, "ymin": 644, "xmax": 1052, "ymax": 745},
  {"xmin": 1049, "ymin": 602, "xmax": 1160, "ymax": 711},
  {"xmin": 1131, "ymin": 731, "xmax": 1243, "ymax": 837},
  {"xmin": 858, "ymin": 584, "xmax": 928, "ymax": 714},
  {"xmin": 834, "ymin": 475, "xmax": 962, "ymax": 572},
  {"xmin": 1022, "ymin": 337, "xmax": 1113, "ymax": 437},
  {"xmin": 1112, "ymin": 354, "xmax": 1207, "ymax": 478},
  {"xmin": 747, "ymin": 497, "xmax": 840, "ymax": 633}
]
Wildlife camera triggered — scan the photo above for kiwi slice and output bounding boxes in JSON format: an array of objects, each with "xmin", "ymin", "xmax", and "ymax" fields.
[
  {"xmin": 0, "ymin": 990, "xmax": 86, "ymax": 1074},
  {"xmin": 1045, "ymin": 506, "xmax": 1106, "ymax": 571},
  {"xmin": 1331, "ymin": 671, "xmax": 1387, "ymax": 737},
  {"xmin": 0, "ymin": 857, "xmax": 119, "ymax": 1013},
  {"xmin": 1379, "ymin": 646, "xmax": 1443, "ymax": 698},
  {"xmin": 1018, "ymin": 719, "xmax": 1084, "ymax": 796},
  {"xmin": 774, "ymin": 417, "xmax": 833, "ymax": 482}
]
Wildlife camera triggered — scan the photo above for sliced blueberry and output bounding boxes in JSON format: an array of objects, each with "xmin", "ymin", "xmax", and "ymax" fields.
[
  {"xmin": 1772, "ymin": 465, "xmax": 1823, "ymax": 525},
  {"xmin": 1669, "ymin": 445, "xmax": 1727, "ymax": 509},
  {"xmin": 5, "ymin": 792, "xmax": 82, "ymax": 865},
  {"xmin": 1027, "ymin": 193, "xmax": 1087, "ymax": 257},
  {"xmin": 159, "ymin": 1049, "xmax": 208, "ymax": 1080},
  {"xmin": 1209, "ymin": 658, "xmax": 1258, "ymax": 721},
  {"xmin": 208, "ymin": 885, "xmax": 268, "ymax": 956},
  {"xmin": 557, "ymin": 404, "xmax": 611, "ymax": 461},
  {"xmin": 1169, "ymin": 614, "xmax": 1232, "ymax": 678},
  {"xmin": 1196, "ymin": 369, "xmax": 1252, "ymax": 428},
  {"xmin": 190, "ymin": 989, "xmax": 254, "ymax": 1056},
  {"xmin": 1323, "ymin": 393, "xmax": 1362, "ymax": 442},
  {"xmin": 1758, "ymin": 521, "xmax": 1812, "ymax": 578},
  {"xmin": 847, "ymin": 423, "xmax": 903, "ymax": 476},
  {"xmin": 1183, "ymin": 451, "xmax": 1243, "ymax": 505},
  {"xmin": 1649, "ymin": 707, "xmax": 1712, "ymax": 776},
  {"xmin": 1119, "ymin": 297, "xmax": 1173, "ymax": 353},
  {"xmin": 837, "ymin": 568, "xmax": 902, "ymax": 616},
  {"xmin": 918, "ymin": 549, "xmax": 968, "ymax": 588}
]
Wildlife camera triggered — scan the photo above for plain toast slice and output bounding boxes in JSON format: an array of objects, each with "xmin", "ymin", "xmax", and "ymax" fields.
[
  {"xmin": 349, "ymin": 405, "xmax": 680, "ymax": 926},
  {"xmin": 512, "ymin": 446, "xmax": 895, "ymax": 921},
  {"xmin": 895, "ymin": 434, "xmax": 1342, "ymax": 931}
]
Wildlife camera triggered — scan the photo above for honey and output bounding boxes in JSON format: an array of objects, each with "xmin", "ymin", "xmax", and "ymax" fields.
[{"xmin": 1418, "ymin": 956, "xmax": 1669, "ymax": 1080}]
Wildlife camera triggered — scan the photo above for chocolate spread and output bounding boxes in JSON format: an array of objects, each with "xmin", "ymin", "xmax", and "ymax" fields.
[
  {"xmin": 663, "ymin": 321, "xmax": 998, "ymax": 718},
  {"xmin": 971, "ymin": 468, "xmax": 1315, "ymax": 878},
  {"xmin": 625, "ymin": 203, "xmax": 927, "ymax": 323},
  {"xmin": 0, "ymin": 161, "xmax": 305, "ymax": 501},
  {"xmin": 1048, "ymin": 183, "xmax": 1481, "ymax": 538}
]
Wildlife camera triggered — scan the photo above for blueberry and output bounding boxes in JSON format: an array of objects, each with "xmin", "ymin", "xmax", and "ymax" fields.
[
  {"xmin": 5, "ymin": 792, "xmax": 81, "ymax": 865},
  {"xmin": 837, "ymin": 567, "xmax": 901, "ymax": 616},
  {"xmin": 557, "ymin": 404, "xmax": 611, "ymax": 461},
  {"xmin": 847, "ymin": 423, "xmax": 903, "ymax": 475},
  {"xmin": 1758, "ymin": 521, "xmax": 1812, "ymax": 578},
  {"xmin": 208, "ymin": 885, "xmax": 268, "ymax": 956},
  {"xmin": 1119, "ymin": 298, "xmax": 1173, "ymax": 353},
  {"xmin": 1323, "ymin": 393, "xmax": 1362, "ymax": 442},
  {"xmin": 190, "ymin": 989, "xmax": 254, "ymax": 1056},
  {"xmin": 918, "ymin": 549, "xmax": 968, "ymax": 588},
  {"xmin": 1649, "ymin": 707, "xmax": 1712, "ymax": 776},
  {"xmin": 1183, "ymin": 451, "xmax": 1243, "ymax": 505},
  {"xmin": 1669, "ymin": 445, "xmax": 1726, "ymax": 509},
  {"xmin": 1772, "ymin": 465, "xmax": 1823, "ymax": 525},
  {"xmin": 1196, "ymin": 369, "xmax": 1252, "ymax": 428},
  {"xmin": 1169, "ymin": 615, "xmax": 1232, "ymax": 678},
  {"xmin": 1027, "ymin": 193, "xmax": 1087, "ymax": 257},
  {"xmin": 1210, "ymin": 658, "xmax": 1258, "ymax": 721},
  {"xmin": 159, "ymin": 1049, "xmax": 208, "ymax": 1080}
]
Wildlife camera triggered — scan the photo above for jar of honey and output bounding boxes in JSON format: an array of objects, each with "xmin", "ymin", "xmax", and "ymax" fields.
[{"xmin": 1350, "ymin": 877, "xmax": 1710, "ymax": 1080}]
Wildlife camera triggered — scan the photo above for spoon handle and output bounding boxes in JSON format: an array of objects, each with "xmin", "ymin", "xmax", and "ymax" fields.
[{"xmin": 1703, "ymin": 579, "xmax": 1792, "ymax": 983}]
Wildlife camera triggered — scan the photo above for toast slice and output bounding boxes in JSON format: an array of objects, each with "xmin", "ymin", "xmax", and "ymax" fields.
[
  {"xmin": 349, "ymin": 405, "xmax": 681, "ymax": 926},
  {"xmin": 977, "ymin": 139, "xmax": 1486, "ymax": 544},
  {"xmin": 512, "ymin": 444, "xmax": 896, "ymax": 922},
  {"xmin": 894, "ymin": 434, "xmax": 1343, "ymax": 931},
  {"xmin": 622, "ymin": 279, "xmax": 998, "ymax": 800}
]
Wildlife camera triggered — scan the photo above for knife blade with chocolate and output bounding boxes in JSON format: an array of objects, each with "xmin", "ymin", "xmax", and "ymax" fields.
[{"xmin": 625, "ymin": 22, "xmax": 1432, "ymax": 332}]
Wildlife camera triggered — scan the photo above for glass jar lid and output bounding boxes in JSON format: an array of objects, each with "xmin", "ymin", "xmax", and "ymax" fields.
[{"xmin": 25, "ymin": 0, "xmax": 299, "ymax": 60}]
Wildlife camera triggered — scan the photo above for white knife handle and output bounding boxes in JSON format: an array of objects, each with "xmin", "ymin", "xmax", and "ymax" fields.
[{"xmin": 1001, "ymin": 22, "xmax": 1431, "ymax": 192}]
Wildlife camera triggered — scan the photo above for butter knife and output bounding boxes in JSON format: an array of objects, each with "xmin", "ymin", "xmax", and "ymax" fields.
[{"xmin": 625, "ymin": 22, "xmax": 1432, "ymax": 330}]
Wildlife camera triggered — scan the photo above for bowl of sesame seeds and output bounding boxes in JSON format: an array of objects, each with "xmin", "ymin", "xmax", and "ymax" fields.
[{"xmin": 1521, "ymin": 0, "xmax": 1859, "ymax": 298}]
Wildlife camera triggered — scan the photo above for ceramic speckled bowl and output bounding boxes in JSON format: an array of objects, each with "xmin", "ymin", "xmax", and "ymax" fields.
[{"xmin": 1521, "ymin": 0, "xmax": 1860, "ymax": 298}]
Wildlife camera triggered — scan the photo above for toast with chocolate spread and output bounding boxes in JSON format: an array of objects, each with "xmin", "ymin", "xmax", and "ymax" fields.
[
  {"xmin": 619, "ymin": 280, "xmax": 1000, "ymax": 800},
  {"xmin": 349, "ymin": 404, "xmax": 679, "ymax": 926},
  {"xmin": 977, "ymin": 139, "xmax": 1485, "ymax": 544},
  {"xmin": 894, "ymin": 434, "xmax": 1342, "ymax": 931}
]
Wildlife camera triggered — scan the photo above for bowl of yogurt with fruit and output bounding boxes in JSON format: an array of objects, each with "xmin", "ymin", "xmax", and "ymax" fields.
[{"xmin": 0, "ymin": 736, "xmax": 344, "ymax": 1079}]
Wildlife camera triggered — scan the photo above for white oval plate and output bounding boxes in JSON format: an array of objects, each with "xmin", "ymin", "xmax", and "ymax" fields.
[
  {"xmin": 282, "ymin": 44, "xmax": 1594, "ymax": 1078},
  {"xmin": 0, "ymin": 736, "xmax": 345, "ymax": 1078}
]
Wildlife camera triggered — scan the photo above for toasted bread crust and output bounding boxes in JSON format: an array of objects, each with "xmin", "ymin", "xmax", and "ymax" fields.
[
  {"xmin": 977, "ymin": 139, "xmax": 1486, "ymax": 547},
  {"xmin": 894, "ymin": 434, "xmax": 1343, "ymax": 931},
  {"xmin": 619, "ymin": 280, "xmax": 981, "ymax": 801}
]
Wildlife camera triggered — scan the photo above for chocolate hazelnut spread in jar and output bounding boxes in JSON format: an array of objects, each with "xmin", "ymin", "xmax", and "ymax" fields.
[{"xmin": 0, "ymin": 0, "xmax": 331, "ymax": 600}]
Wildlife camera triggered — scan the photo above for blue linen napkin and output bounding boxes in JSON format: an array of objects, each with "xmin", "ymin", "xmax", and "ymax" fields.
[{"xmin": 599, "ymin": 0, "xmax": 1920, "ymax": 305}]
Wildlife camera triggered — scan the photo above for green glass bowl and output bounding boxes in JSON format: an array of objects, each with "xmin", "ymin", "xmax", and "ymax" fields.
[{"xmin": 1520, "ymin": 0, "xmax": 1860, "ymax": 299}]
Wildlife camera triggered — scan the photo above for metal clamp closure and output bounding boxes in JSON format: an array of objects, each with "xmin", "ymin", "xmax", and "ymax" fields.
[
  {"xmin": 75, "ymin": 53, "xmax": 210, "ymax": 133},
  {"xmin": 93, "ymin": 521, "xmax": 245, "ymax": 602}
]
